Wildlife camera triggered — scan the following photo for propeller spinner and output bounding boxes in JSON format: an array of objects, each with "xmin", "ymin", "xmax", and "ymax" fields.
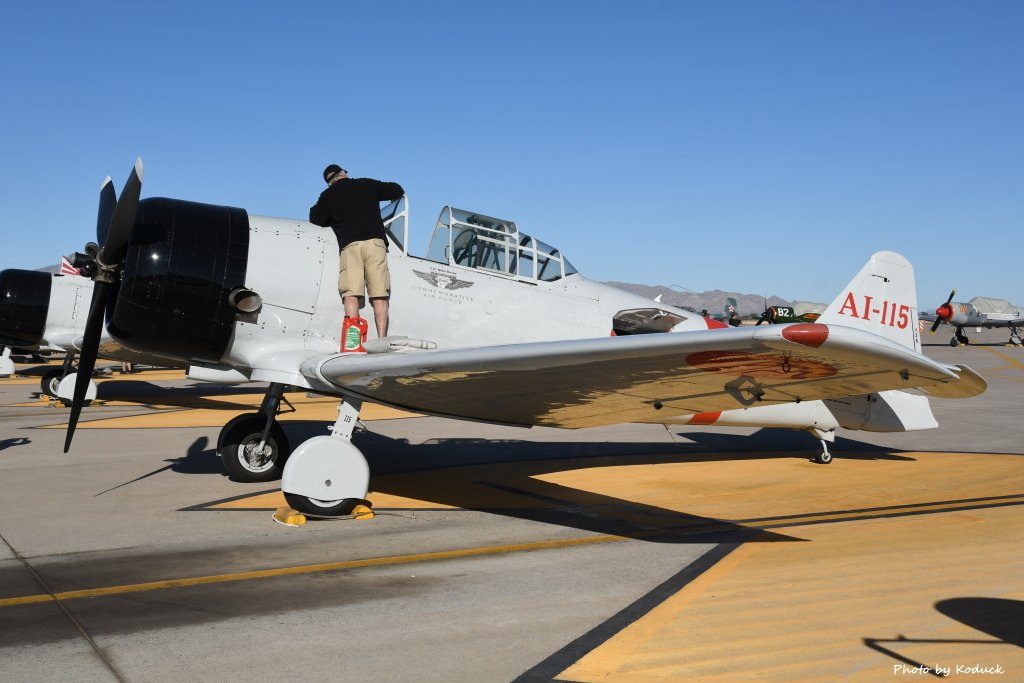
[
  {"xmin": 930, "ymin": 289, "xmax": 956, "ymax": 334},
  {"xmin": 64, "ymin": 158, "xmax": 144, "ymax": 452}
]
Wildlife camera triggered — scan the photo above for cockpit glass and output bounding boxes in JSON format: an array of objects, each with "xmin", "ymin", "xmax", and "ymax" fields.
[{"xmin": 428, "ymin": 206, "xmax": 580, "ymax": 281}]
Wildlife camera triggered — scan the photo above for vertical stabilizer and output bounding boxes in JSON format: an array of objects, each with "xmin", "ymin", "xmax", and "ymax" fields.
[{"xmin": 817, "ymin": 251, "xmax": 921, "ymax": 352}]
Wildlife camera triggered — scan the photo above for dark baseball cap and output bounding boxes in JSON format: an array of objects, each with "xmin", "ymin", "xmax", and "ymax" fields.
[{"xmin": 323, "ymin": 164, "xmax": 343, "ymax": 183}]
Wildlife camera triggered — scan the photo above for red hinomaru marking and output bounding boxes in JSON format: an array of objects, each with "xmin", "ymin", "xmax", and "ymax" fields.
[
  {"xmin": 687, "ymin": 412, "xmax": 722, "ymax": 425},
  {"xmin": 704, "ymin": 317, "xmax": 729, "ymax": 330},
  {"xmin": 781, "ymin": 324, "xmax": 829, "ymax": 348}
]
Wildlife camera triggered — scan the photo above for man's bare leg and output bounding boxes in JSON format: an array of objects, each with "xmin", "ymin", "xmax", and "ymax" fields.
[
  {"xmin": 370, "ymin": 297, "xmax": 389, "ymax": 337},
  {"xmin": 343, "ymin": 295, "xmax": 361, "ymax": 319}
]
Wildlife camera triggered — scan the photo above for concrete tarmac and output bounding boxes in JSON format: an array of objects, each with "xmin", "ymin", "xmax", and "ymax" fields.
[{"xmin": 0, "ymin": 328, "xmax": 1021, "ymax": 681}]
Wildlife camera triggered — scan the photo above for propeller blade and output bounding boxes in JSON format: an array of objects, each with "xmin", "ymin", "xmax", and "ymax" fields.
[
  {"xmin": 64, "ymin": 158, "xmax": 144, "ymax": 452},
  {"xmin": 98, "ymin": 158, "xmax": 143, "ymax": 268},
  {"xmin": 930, "ymin": 289, "xmax": 957, "ymax": 333},
  {"xmin": 63, "ymin": 281, "xmax": 111, "ymax": 452},
  {"xmin": 96, "ymin": 176, "xmax": 116, "ymax": 246}
]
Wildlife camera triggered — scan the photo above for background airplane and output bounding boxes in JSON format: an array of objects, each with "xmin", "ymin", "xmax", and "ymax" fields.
[
  {"xmin": 0, "ymin": 267, "xmax": 97, "ymax": 396},
  {"xmin": 61, "ymin": 160, "xmax": 985, "ymax": 519},
  {"xmin": 756, "ymin": 300, "xmax": 827, "ymax": 325},
  {"xmin": 922, "ymin": 289, "xmax": 1023, "ymax": 346},
  {"xmin": 1, "ymin": 249, "xmax": 179, "ymax": 399}
]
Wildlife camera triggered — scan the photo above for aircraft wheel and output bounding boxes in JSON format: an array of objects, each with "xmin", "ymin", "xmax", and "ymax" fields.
[
  {"xmin": 219, "ymin": 414, "xmax": 290, "ymax": 482},
  {"xmin": 814, "ymin": 451, "xmax": 833, "ymax": 465},
  {"xmin": 283, "ymin": 492, "xmax": 362, "ymax": 517},
  {"xmin": 41, "ymin": 368, "xmax": 64, "ymax": 397}
]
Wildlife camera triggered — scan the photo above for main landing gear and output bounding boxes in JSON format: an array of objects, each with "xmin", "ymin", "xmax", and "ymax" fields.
[
  {"xmin": 42, "ymin": 352, "xmax": 79, "ymax": 398},
  {"xmin": 808, "ymin": 427, "xmax": 835, "ymax": 464},
  {"xmin": 950, "ymin": 326, "xmax": 970, "ymax": 347},
  {"xmin": 44, "ymin": 352, "xmax": 98, "ymax": 406},
  {"xmin": 281, "ymin": 397, "xmax": 371, "ymax": 517},
  {"xmin": 1008, "ymin": 325, "xmax": 1022, "ymax": 347},
  {"xmin": 218, "ymin": 382, "xmax": 292, "ymax": 482},
  {"xmin": 215, "ymin": 386, "xmax": 372, "ymax": 516}
]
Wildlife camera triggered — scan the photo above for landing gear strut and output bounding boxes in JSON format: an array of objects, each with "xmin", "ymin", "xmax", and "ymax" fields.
[
  {"xmin": 282, "ymin": 397, "xmax": 371, "ymax": 517},
  {"xmin": 218, "ymin": 382, "xmax": 292, "ymax": 482},
  {"xmin": 41, "ymin": 352, "xmax": 77, "ymax": 397},
  {"xmin": 809, "ymin": 427, "xmax": 835, "ymax": 464},
  {"xmin": 1008, "ymin": 325, "xmax": 1022, "ymax": 347},
  {"xmin": 951, "ymin": 326, "xmax": 969, "ymax": 347}
]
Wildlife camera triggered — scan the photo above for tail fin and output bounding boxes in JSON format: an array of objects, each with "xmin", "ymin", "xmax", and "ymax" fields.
[{"xmin": 816, "ymin": 251, "xmax": 921, "ymax": 352}]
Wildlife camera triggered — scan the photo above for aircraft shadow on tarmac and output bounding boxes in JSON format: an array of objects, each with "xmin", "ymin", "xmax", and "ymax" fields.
[
  {"xmin": 93, "ymin": 380, "xmax": 267, "ymax": 410},
  {"xmin": 153, "ymin": 423, "xmax": 936, "ymax": 545},
  {"xmin": 0, "ymin": 437, "xmax": 31, "ymax": 451},
  {"xmin": 864, "ymin": 597, "xmax": 1023, "ymax": 673}
]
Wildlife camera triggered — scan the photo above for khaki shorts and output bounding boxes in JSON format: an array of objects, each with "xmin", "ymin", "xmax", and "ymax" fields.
[{"xmin": 339, "ymin": 239, "xmax": 391, "ymax": 299}]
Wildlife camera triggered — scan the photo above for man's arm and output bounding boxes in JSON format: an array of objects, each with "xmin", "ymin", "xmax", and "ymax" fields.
[
  {"xmin": 309, "ymin": 196, "xmax": 330, "ymax": 226},
  {"xmin": 373, "ymin": 181, "xmax": 404, "ymax": 202}
]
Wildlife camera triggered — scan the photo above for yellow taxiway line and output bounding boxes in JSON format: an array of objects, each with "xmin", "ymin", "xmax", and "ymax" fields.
[{"xmin": 0, "ymin": 535, "xmax": 621, "ymax": 608}]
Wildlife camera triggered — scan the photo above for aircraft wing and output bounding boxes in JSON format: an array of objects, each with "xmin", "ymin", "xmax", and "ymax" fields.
[
  {"xmin": 980, "ymin": 315, "xmax": 1024, "ymax": 326},
  {"xmin": 303, "ymin": 324, "xmax": 986, "ymax": 429}
]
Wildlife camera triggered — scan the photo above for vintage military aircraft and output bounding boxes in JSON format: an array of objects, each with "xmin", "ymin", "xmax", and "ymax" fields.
[
  {"xmin": 0, "ymin": 267, "xmax": 100, "ymax": 396},
  {"xmin": 922, "ymin": 290, "xmax": 1023, "ymax": 347},
  {"xmin": 0, "ymin": 266, "xmax": 182, "ymax": 399},
  {"xmin": 756, "ymin": 300, "xmax": 827, "ymax": 325},
  {"xmin": 62, "ymin": 159, "xmax": 986, "ymax": 517}
]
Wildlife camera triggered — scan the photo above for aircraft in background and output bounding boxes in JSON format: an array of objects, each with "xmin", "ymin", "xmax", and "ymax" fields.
[
  {"xmin": 0, "ymin": 267, "xmax": 101, "ymax": 397},
  {"xmin": 61, "ymin": 159, "xmax": 985, "ymax": 518},
  {"xmin": 922, "ymin": 290, "xmax": 1023, "ymax": 347},
  {"xmin": 756, "ymin": 301, "xmax": 827, "ymax": 326},
  {"xmin": 1, "ymin": 249, "xmax": 178, "ymax": 399}
]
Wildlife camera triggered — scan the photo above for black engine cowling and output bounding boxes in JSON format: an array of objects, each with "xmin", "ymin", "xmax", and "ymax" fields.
[
  {"xmin": 0, "ymin": 269, "xmax": 52, "ymax": 347},
  {"xmin": 107, "ymin": 197, "xmax": 249, "ymax": 363}
]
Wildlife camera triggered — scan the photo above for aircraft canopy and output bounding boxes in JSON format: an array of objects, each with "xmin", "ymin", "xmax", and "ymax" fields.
[
  {"xmin": 425, "ymin": 207, "xmax": 579, "ymax": 282},
  {"xmin": 969, "ymin": 297, "xmax": 1019, "ymax": 314}
]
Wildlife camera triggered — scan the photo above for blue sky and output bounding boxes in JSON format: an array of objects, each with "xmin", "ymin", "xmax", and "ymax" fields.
[{"xmin": 1, "ymin": 1, "xmax": 1021, "ymax": 308}]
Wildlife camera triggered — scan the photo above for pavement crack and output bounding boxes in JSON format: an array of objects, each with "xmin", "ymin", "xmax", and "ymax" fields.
[{"xmin": 0, "ymin": 530, "xmax": 128, "ymax": 682}]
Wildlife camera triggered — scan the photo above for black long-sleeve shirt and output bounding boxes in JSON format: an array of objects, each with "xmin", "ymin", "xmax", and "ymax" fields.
[{"xmin": 309, "ymin": 178, "xmax": 404, "ymax": 250}]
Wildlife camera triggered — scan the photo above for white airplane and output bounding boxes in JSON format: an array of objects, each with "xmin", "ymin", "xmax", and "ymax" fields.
[
  {"xmin": 922, "ymin": 290, "xmax": 1023, "ymax": 347},
  {"xmin": 0, "ymin": 267, "xmax": 102, "ymax": 397},
  {"xmin": 0, "ymin": 266, "xmax": 183, "ymax": 400},
  {"xmin": 63, "ymin": 159, "xmax": 986, "ymax": 518}
]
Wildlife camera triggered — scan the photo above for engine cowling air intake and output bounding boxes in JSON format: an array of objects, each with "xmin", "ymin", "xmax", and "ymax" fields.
[{"xmin": 107, "ymin": 197, "xmax": 250, "ymax": 363}]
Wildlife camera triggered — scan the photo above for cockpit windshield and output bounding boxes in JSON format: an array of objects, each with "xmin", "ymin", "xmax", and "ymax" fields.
[{"xmin": 425, "ymin": 206, "xmax": 578, "ymax": 281}]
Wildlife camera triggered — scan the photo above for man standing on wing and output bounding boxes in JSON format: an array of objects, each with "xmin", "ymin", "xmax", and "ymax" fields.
[{"xmin": 310, "ymin": 164, "xmax": 404, "ymax": 337}]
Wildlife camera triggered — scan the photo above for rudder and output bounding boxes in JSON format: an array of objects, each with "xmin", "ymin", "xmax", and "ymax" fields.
[{"xmin": 816, "ymin": 251, "xmax": 921, "ymax": 352}]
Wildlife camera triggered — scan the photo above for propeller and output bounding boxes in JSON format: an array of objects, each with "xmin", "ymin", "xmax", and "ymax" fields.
[
  {"xmin": 930, "ymin": 288, "xmax": 956, "ymax": 334},
  {"xmin": 64, "ymin": 158, "xmax": 144, "ymax": 452},
  {"xmin": 96, "ymin": 176, "xmax": 116, "ymax": 246}
]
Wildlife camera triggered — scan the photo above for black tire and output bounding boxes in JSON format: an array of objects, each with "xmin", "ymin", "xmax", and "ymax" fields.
[
  {"xmin": 217, "ymin": 412, "xmax": 260, "ymax": 451},
  {"xmin": 283, "ymin": 492, "xmax": 362, "ymax": 517},
  {"xmin": 815, "ymin": 451, "xmax": 833, "ymax": 464},
  {"xmin": 219, "ymin": 414, "xmax": 290, "ymax": 482},
  {"xmin": 41, "ymin": 368, "xmax": 64, "ymax": 397}
]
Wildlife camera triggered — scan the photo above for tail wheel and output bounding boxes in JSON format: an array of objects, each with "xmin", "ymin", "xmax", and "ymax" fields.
[{"xmin": 219, "ymin": 414, "xmax": 290, "ymax": 482}]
